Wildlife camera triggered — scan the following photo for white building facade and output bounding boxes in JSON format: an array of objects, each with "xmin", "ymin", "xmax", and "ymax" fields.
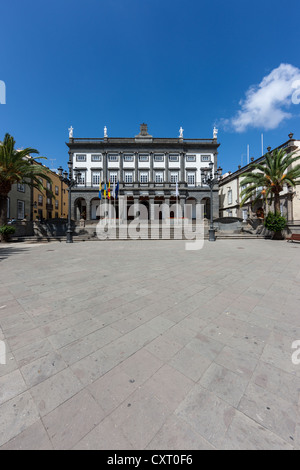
[{"xmin": 66, "ymin": 124, "xmax": 221, "ymax": 221}]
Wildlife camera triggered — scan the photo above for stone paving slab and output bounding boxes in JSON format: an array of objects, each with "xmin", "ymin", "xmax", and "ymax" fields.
[{"xmin": 0, "ymin": 239, "xmax": 300, "ymax": 449}]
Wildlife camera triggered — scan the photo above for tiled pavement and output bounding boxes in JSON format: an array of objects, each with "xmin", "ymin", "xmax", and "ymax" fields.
[{"xmin": 0, "ymin": 239, "xmax": 299, "ymax": 450}]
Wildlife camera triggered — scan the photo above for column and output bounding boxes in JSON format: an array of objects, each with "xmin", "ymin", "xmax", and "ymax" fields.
[
  {"xmin": 135, "ymin": 152, "xmax": 138, "ymax": 183},
  {"xmin": 164, "ymin": 196, "xmax": 170, "ymax": 220},
  {"xmin": 179, "ymin": 195, "xmax": 186, "ymax": 218},
  {"xmin": 165, "ymin": 152, "xmax": 169, "ymax": 183},
  {"xmin": 119, "ymin": 152, "xmax": 123, "ymax": 183},
  {"xmin": 149, "ymin": 195, "xmax": 155, "ymax": 221},
  {"xmin": 88, "ymin": 199, "xmax": 92, "ymax": 221},
  {"xmin": 150, "ymin": 152, "xmax": 154, "ymax": 183},
  {"xmin": 103, "ymin": 151, "xmax": 108, "ymax": 183},
  {"xmin": 180, "ymin": 152, "xmax": 185, "ymax": 183}
]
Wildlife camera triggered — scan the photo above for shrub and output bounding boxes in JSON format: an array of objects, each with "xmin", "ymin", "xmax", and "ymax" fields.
[
  {"xmin": 0, "ymin": 225, "xmax": 16, "ymax": 241},
  {"xmin": 264, "ymin": 212, "xmax": 287, "ymax": 233}
]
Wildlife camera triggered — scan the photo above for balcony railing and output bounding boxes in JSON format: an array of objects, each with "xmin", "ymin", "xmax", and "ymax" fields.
[{"xmin": 70, "ymin": 182, "xmax": 212, "ymax": 191}]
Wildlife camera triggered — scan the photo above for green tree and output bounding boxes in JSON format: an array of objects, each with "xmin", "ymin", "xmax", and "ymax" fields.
[
  {"xmin": 0, "ymin": 133, "xmax": 52, "ymax": 226},
  {"xmin": 240, "ymin": 148, "xmax": 300, "ymax": 212},
  {"xmin": 240, "ymin": 148, "xmax": 300, "ymax": 238}
]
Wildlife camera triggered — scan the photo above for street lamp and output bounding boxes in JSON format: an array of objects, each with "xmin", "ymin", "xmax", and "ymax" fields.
[
  {"xmin": 57, "ymin": 165, "xmax": 81, "ymax": 243},
  {"xmin": 203, "ymin": 162, "xmax": 222, "ymax": 241}
]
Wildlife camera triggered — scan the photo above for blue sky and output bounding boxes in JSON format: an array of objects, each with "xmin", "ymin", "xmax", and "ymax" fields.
[{"xmin": 1, "ymin": 0, "xmax": 300, "ymax": 172}]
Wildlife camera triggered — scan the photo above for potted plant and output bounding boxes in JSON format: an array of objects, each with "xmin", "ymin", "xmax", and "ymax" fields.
[
  {"xmin": 264, "ymin": 211, "xmax": 287, "ymax": 240},
  {"xmin": 0, "ymin": 225, "xmax": 16, "ymax": 242}
]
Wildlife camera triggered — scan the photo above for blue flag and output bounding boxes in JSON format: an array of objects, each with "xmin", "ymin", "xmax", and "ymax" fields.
[{"xmin": 115, "ymin": 181, "xmax": 119, "ymax": 199}]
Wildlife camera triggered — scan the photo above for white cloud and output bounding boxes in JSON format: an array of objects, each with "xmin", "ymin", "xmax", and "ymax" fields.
[{"xmin": 222, "ymin": 63, "xmax": 300, "ymax": 132}]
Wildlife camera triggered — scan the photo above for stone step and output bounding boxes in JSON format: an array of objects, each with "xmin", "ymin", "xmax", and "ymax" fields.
[{"xmin": 9, "ymin": 232, "xmax": 270, "ymax": 243}]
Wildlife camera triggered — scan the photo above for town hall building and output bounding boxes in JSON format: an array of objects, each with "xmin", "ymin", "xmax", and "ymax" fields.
[{"xmin": 66, "ymin": 124, "xmax": 221, "ymax": 222}]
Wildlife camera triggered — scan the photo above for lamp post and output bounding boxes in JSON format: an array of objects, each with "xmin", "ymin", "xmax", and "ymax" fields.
[
  {"xmin": 203, "ymin": 162, "xmax": 222, "ymax": 242},
  {"xmin": 57, "ymin": 163, "xmax": 81, "ymax": 243}
]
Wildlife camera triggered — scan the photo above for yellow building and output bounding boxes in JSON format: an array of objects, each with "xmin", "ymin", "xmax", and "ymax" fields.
[{"xmin": 32, "ymin": 163, "xmax": 68, "ymax": 221}]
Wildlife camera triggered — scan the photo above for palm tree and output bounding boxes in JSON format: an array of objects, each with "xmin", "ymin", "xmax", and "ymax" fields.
[
  {"xmin": 240, "ymin": 148, "xmax": 300, "ymax": 213},
  {"xmin": 0, "ymin": 133, "xmax": 52, "ymax": 226},
  {"xmin": 240, "ymin": 148, "xmax": 300, "ymax": 238}
]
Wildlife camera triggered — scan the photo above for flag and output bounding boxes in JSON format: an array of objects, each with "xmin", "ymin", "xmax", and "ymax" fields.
[
  {"xmin": 115, "ymin": 181, "xmax": 119, "ymax": 199},
  {"xmin": 104, "ymin": 183, "xmax": 107, "ymax": 199},
  {"xmin": 108, "ymin": 180, "xmax": 111, "ymax": 199},
  {"xmin": 98, "ymin": 181, "xmax": 102, "ymax": 200},
  {"xmin": 112, "ymin": 180, "xmax": 116, "ymax": 199},
  {"xmin": 175, "ymin": 180, "xmax": 179, "ymax": 197}
]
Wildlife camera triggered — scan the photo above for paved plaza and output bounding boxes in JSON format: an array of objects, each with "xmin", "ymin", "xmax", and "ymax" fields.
[{"xmin": 0, "ymin": 238, "xmax": 300, "ymax": 450}]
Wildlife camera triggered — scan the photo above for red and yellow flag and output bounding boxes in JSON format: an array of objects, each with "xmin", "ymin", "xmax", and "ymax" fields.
[{"xmin": 108, "ymin": 180, "xmax": 111, "ymax": 200}]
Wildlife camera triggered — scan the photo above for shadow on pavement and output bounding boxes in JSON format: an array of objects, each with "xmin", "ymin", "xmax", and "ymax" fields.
[{"xmin": 0, "ymin": 245, "xmax": 31, "ymax": 262}]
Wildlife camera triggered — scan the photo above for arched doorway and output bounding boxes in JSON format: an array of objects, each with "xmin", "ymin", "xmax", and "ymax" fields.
[
  {"xmin": 74, "ymin": 198, "xmax": 87, "ymax": 221},
  {"xmin": 126, "ymin": 196, "xmax": 135, "ymax": 221},
  {"xmin": 90, "ymin": 198, "xmax": 100, "ymax": 220},
  {"xmin": 169, "ymin": 196, "xmax": 178, "ymax": 219},
  {"xmin": 139, "ymin": 196, "xmax": 150, "ymax": 221},
  {"xmin": 201, "ymin": 197, "xmax": 211, "ymax": 220},
  {"xmin": 154, "ymin": 196, "xmax": 165, "ymax": 221}
]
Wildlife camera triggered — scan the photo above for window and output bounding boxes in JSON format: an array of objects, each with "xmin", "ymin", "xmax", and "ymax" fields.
[
  {"xmin": 170, "ymin": 172, "xmax": 179, "ymax": 183},
  {"xmin": 228, "ymin": 189, "xmax": 232, "ymax": 205},
  {"xmin": 47, "ymin": 197, "xmax": 51, "ymax": 205},
  {"xmin": 55, "ymin": 186, "xmax": 59, "ymax": 196},
  {"xmin": 7, "ymin": 198, "xmax": 10, "ymax": 219},
  {"xmin": 38, "ymin": 194, "xmax": 43, "ymax": 205},
  {"xmin": 187, "ymin": 173, "xmax": 195, "ymax": 185},
  {"xmin": 55, "ymin": 200, "xmax": 59, "ymax": 209},
  {"xmin": 91, "ymin": 154, "xmax": 102, "ymax": 162},
  {"xmin": 76, "ymin": 154, "xmax": 86, "ymax": 162},
  {"xmin": 155, "ymin": 172, "xmax": 164, "ymax": 183},
  {"xmin": 124, "ymin": 154, "xmax": 134, "ymax": 162},
  {"xmin": 125, "ymin": 172, "xmax": 133, "ymax": 183},
  {"xmin": 17, "ymin": 183, "xmax": 25, "ymax": 192},
  {"xmin": 108, "ymin": 154, "xmax": 118, "ymax": 162},
  {"xmin": 169, "ymin": 154, "xmax": 179, "ymax": 162},
  {"xmin": 46, "ymin": 181, "xmax": 52, "ymax": 190},
  {"xmin": 186, "ymin": 155, "xmax": 196, "ymax": 162},
  {"xmin": 154, "ymin": 154, "xmax": 164, "ymax": 162},
  {"xmin": 140, "ymin": 172, "xmax": 148, "ymax": 183},
  {"xmin": 17, "ymin": 200, "xmax": 25, "ymax": 220},
  {"xmin": 78, "ymin": 172, "xmax": 86, "ymax": 185},
  {"xmin": 92, "ymin": 172, "xmax": 101, "ymax": 186},
  {"xmin": 109, "ymin": 172, "xmax": 118, "ymax": 183},
  {"xmin": 227, "ymin": 210, "xmax": 233, "ymax": 217},
  {"xmin": 201, "ymin": 155, "xmax": 211, "ymax": 162},
  {"xmin": 139, "ymin": 154, "xmax": 149, "ymax": 162},
  {"xmin": 55, "ymin": 212, "xmax": 58, "ymax": 219}
]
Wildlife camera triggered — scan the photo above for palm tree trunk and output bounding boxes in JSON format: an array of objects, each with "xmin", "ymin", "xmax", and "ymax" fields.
[
  {"xmin": 274, "ymin": 193, "xmax": 281, "ymax": 214},
  {"xmin": 273, "ymin": 191, "xmax": 284, "ymax": 240},
  {"xmin": 0, "ymin": 194, "xmax": 8, "ymax": 226}
]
